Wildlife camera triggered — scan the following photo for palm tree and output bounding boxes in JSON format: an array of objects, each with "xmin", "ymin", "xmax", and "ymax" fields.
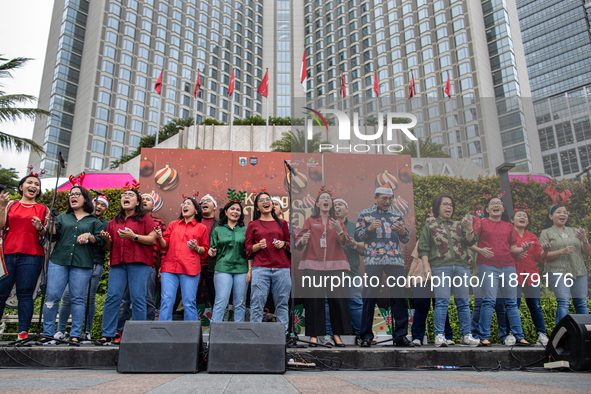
[
  {"xmin": 401, "ymin": 138, "xmax": 450, "ymax": 158},
  {"xmin": 0, "ymin": 56, "xmax": 49, "ymax": 154},
  {"xmin": 270, "ymin": 129, "xmax": 331, "ymax": 153}
]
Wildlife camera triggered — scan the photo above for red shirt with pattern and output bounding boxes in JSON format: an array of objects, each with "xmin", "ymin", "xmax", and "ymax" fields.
[
  {"xmin": 514, "ymin": 229, "xmax": 545, "ymax": 286},
  {"xmin": 3, "ymin": 201, "xmax": 48, "ymax": 256},
  {"xmin": 295, "ymin": 215, "xmax": 350, "ymax": 271},
  {"xmin": 107, "ymin": 215, "xmax": 157, "ymax": 267},
  {"xmin": 161, "ymin": 218, "xmax": 209, "ymax": 276},
  {"xmin": 472, "ymin": 217, "xmax": 517, "ymax": 267},
  {"xmin": 245, "ymin": 219, "xmax": 291, "ymax": 269}
]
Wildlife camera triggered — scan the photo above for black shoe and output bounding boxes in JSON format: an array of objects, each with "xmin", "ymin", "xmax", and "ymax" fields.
[
  {"xmin": 360, "ymin": 338, "xmax": 371, "ymax": 347},
  {"xmin": 515, "ymin": 340, "xmax": 533, "ymax": 347},
  {"xmin": 68, "ymin": 337, "xmax": 80, "ymax": 346},
  {"xmin": 335, "ymin": 342, "xmax": 346, "ymax": 347},
  {"xmin": 94, "ymin": 337, "xmax": 112, "ymax": 346},
  {"xmin": 478, "ymin": 340, "xmax": 492, "ymax": 347},
  {"xmin": 395, "ymin": 337, "xmax": 415, "ymax": 347}
]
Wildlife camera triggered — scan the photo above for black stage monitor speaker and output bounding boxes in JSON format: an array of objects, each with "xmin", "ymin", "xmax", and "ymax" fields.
[
  {"xmin": 208, "ymin": 322, "xmax": 286, "ymax": 374},
  {"xmin": 547, "ymin": 314, "xmax": 591, "ymax": 371},
  {"xmin": 117, "ymin": 321, "xmax": 202, "ymax": 373}
]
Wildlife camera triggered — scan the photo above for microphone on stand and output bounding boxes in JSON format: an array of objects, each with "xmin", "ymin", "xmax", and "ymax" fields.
[
  {"xmin": 90, "ymin": 189, "xmax": 104, "ymax": 195},
  {"xmin": 284, "ymin": 160, "xmax": 296, "ymax": 174},
  {"xmin": 58, "ymin": 152, "xmax": 66, "ymax": 168}
]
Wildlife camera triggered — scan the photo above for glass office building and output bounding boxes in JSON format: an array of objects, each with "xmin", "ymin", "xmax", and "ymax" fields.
[{"xmin": 517, "ymin": 0, "xmax": 591, "ymax": 178}]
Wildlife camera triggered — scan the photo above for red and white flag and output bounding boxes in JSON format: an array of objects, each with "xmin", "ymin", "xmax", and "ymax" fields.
[
  {"xmin": 444, "ymin": 71, "xmax": 451, "ymax": 97},
  {"xmin": 258, "ymin": 69, "xmax": 269, "ymax": 98},
  {"xmin": 300, "ymin": 52, "xmax": 307, "ymax": 93},
  {"xmin": 228, "ymin": 70, "xmax": 235, "ymax": 96},
  {"xmin": 373, "ymin": 70, "xmax": 379, "ymax": 97},
  {"xmin": 154, "ymin": 70, "xmax": 163, "ymax": 95},
  {"xmin": 193, "ymin": 70, "xmax": 201, "ymax": 98},
  {"xmin": 408, "ymin": 72, "xmax": 415, "ymax": 99},
  {"xmin": 340, "ymin": 71, "xmax": 346, "ymax": 98}
]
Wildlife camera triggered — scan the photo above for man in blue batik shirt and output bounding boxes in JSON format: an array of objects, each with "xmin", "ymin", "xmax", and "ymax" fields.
[{"xmin": 355, "ymin": 186, "xmax": 413, "ymax": 347}]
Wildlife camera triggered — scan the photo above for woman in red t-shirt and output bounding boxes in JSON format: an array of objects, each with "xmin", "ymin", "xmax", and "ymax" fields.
[
  {"xmin": 157, "ymin": 196, "xmax": 209, "ymax": 321},
  {"xmin": 470, "ymin": 196, "xmax": 533, "ymax": 346},
  {"xmin": 245, "ymin": 191, "xmax": 291, "ymax": 335},
  {"xmin": 0, "ymin": 174, "xmax": 48, "ymax": 340},
  {"xmin": 96, "ymin": 188, "xmax": 157, "ymax": 345},
  {"xmin": 296, "ymin": 189, "xmax": 352, "ymax": 347}
]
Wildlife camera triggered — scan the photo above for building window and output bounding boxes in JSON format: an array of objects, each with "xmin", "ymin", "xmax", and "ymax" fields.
[
  {"xmin": 90, "ymin": 157, "xmax": 104, "ymax": 171},
  {"xmin": 560, "ymin": 149, "xmax": 579, "ymax": 175}
]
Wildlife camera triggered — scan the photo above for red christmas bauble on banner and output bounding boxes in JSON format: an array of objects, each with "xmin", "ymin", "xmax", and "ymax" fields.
[
  {"xmin": 284, "ymin": 170, "xmax": 308, "ymax": 194},
  {"xmin": 140, "ymin": 157, "xmax": 154, "ymax": 177},
  {"xmin": 392, "ymin": 196, "xmax": 410, "ymax": 216},
  {"xmin": 149, "ymin": 191, "xmax": 164, "ymax": 212},
  {"xmin": 399, "ymin": 165, "xmax": 413, "ymax": 183},
  {"xmin": 308, "ymin": 166, "xmax": 323, "ymax": 182},
  {"xmin": 375, "ymin": 170, "xmax": 398, "ymax": 190},
  {"xmin": 155, "ymin": 164, "xmax": 180, "ymax": 191},
  {"xmin": 302, "ymin": 194, "xmax": 316, "ymax": 209}
]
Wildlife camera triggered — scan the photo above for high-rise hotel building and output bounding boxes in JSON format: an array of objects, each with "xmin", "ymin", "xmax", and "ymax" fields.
[
  {"xmin": 516, "ymin": 0, "xmax": 591, "ymax": 178},
  {"xmin": 303, "ymin": 0, "xmax": 543, "ymax": 173},
  {"xmin": 29, "ymin": 0, "xmax": 289, "ymax": 176}
]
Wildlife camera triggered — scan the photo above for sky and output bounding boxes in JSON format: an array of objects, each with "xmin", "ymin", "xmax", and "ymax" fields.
[{"xmin": 0, "ymin": 0, "xmax": 55, "ymax": 178}]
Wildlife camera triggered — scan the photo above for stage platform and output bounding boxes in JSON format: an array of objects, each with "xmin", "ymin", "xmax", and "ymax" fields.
[{"xmin": 0, "ymin": 340, "xmax": 547, "ymax": 370}]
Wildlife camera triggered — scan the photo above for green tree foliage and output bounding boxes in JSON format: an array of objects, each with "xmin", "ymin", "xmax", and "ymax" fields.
[
  {"xmin": 270, "ymin": 129, "xmax": 331, "ymax": 153},
  {"xmin": 110, "ymin": 118, "xmax": 195, "ymax": 168},
  {"xmin": 0, "ymin": 167, "xmax": 20, "ymax": 194},
  {"xmin": 202, "ymin": 117, "xmax": 225, "ymax": 125},
  {"xmin": 232, "ymin": 116, "xmax": 301, "ymax": 125},
  {"xmin": 0, "ymin": 56, "xmax": 49, "ymax": 154},
  {"xmin": 401, "ymin": 138, "xmax": 450, "ymax": 158}
]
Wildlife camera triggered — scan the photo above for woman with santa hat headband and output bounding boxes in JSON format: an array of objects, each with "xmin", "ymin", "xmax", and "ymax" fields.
[{"xmin": 199, "ymin": 194, "xmax": 220, "ymax": 308}]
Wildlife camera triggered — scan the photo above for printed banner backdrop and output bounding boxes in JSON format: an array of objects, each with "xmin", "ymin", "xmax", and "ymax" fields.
[{"xmin": 140, "ymin": 149, "xmax": 414, "ymax": 335}]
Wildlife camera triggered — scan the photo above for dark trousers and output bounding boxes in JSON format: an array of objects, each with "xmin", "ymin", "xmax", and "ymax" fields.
[
  {"xmin": 360, "ymin": 265, "xmax": 408, "ymax": 342},
  {"xmin": 197, "ymin": 270, "xmax": 216, "ymax": 308},
  {"xmin": 411, "ymin": 283, "xmax": 453, "ymax": 341},
  {"xmin": 303, "ymin": 270, "xmax": 352, "ymax": 337}
]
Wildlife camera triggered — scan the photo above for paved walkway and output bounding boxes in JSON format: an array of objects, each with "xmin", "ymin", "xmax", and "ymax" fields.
[{"xmin": 1, "ymin": 369, "xmax": 590, "ymax": 393}]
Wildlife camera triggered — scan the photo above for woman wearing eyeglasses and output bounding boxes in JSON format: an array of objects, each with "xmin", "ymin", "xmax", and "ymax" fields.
[
  {"xmin": 470, "ymin": 195, "xmax": 533, "ymax": 347},
  {"xmin": 96, "ymin": 187, "xmax": 158, "ymax": 345},
  {"xmin": 0, "ymin": 173, "xmax": 48, "ymax": 341},
  {"xmin": 157, "ymin": 196, "xmax": 208, "ymax": 321},
  {"xmin": 37, "ymin": 186, "xmax": 104, "ymax": 344},
  {"xmin": 540, "ymin": 203, "xmax": 591, "ymax": 325},
  {"xmin": 245, "ymin": 190, "xmax": 291, "ymax": 336},
  {"xmin": 417, "ymin": 195, "xmax": 480, "ymax": 347},
  {"xmin": 296, "ymin": 188, "xmax": 351, "ymax": 347}
]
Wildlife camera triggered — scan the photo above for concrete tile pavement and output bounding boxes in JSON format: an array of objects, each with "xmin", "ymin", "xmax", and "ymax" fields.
[{"xmin": 1, "ymin": 369, "xmax": 591, "ymax": 393}]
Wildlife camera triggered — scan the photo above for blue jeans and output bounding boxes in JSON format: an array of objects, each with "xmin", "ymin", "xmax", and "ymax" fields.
[
  {"xmin": 57, "ymin": 263, "xmax": 103, "ymax": 334},
  {"xmin": 326, "ymin": 279, "xmax": 363, "ymax": 337},
  {"xmin": 43, "ymin": 261, "xmax": 92, "ymax": 338},
  {"xmin": 477, "ymin": 265, "xmax": 524, "ymax": 341},
  {"xmin": 361, "ymin": 265, "xmax": 408, "ymax": 342},
  {"xmin": 472, "ymin": 267, "xmax": 508, "ymax": 341},
  {"xmin": 160, "ymin": 272, "xmax": 200, "ymax": 321},
  {"xmin": 550, "ymin": 273, "xmax": 588, "ymax": 325},
  {"xmin": 516, "ymin": 282, "xmax": 547, "ymax": 335},
  {"xmin": 212, "ymin": 271, "xmax": 248, "ymax": 322},
  {"xmin": 250, "ymin": 266, "xmax": 291, "ymax": 334},
  {"xmin": 432, "ymin": 265, "xmax": 471, "ymax": 337},
  {"xmin": 117, "ymin": 267, "xmax": 157, "ymax": 331},
  {"xmin": 0, "ymin": 254, "xmax": 42, "ymax": 333},
  {"xmin": 101, "ymin": 263, "xmax": 153, "ymax": 337}
]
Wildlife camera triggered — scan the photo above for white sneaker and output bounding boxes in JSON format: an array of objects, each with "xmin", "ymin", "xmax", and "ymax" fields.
[
  {"xmin": 435, "ymin": 334, "xmax": 447, "ymax": 347},
  {"xmin": 538, "ymin": 333, "xmax": 549, "ymax": 347},
  {"xmin": 461, "ymin": 334, "xmax": 480, "ymax": 347},
  {"xmin": 54, "ymin": 332, "xmax": 65, "ymax": 340},
  {"xmin": 446, "ymin": 339, "xmax": 455, "ymax": 346},
  {"xmin": 412, "ymin": 339, "xmax": 422, "ymax": 347},
  {"xmin": 504, "ymin": 333, "xmax": 516, "ymax": 346}
]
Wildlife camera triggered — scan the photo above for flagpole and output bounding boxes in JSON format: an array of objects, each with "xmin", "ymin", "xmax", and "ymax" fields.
[
  {"xmin": 265, "ymin": 95, "xmax": 269, "ymax": 150},
  {"xmin": 230, "ymin": 94, "xmax": 234, "ymax": 150},
  {"xmin": 414, "ymin": 69, "xmax": 421, "ymax": 159}
]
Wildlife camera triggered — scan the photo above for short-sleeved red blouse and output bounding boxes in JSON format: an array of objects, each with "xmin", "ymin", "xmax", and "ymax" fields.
[
  {"xmin": 107, "ymin": 215, "xmax": 157, "ymax": 267},
  {"xmin": 245, "ymin": 219, "xmax": 291, "ymax": 269},
  {"xmin": 3, "ymin": 201, "xmax": 48, "ymax": 256},
  {"xmin": 473, "ymin": 217, "xmax": 517, "ymax": 267}
]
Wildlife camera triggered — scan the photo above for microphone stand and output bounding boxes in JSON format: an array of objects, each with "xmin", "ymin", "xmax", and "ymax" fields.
[
  {"xmin": 80, "ymin": 190, "xmax": 101, "ymax": 343},
  {"xmin": 9, "ymin": 158, "xmax": 77, "ymax": 347},
  {"xmin": 283, "ymin": 160, "xmax": 330, "ymax": 348},
  {"xmin": 575, "ymin": 164, "xmax": 591, "ymax": 193}
]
